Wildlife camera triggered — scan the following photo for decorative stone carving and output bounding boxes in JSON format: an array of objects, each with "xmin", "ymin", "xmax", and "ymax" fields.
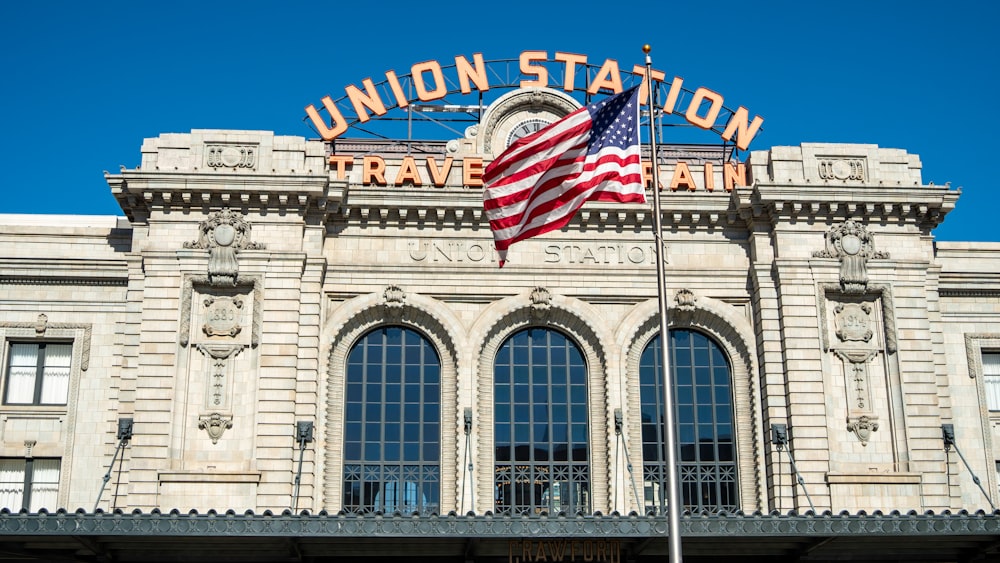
[
  {"xmin": 0, "ymin": 320, "xmax": 92, "ymax": 371},
  {"xmin": 202, "ymin": 296, "xmax": 243, "ymax": 338},
  {"xmin": 383, "ymin": 285, "xmax": 406, "ymax": 320},
  {"xmin": 834, "ymin": 303, "xmax": 873, "ymax": 343},
  {"xmin": 529, "ymin": 287, "xmax": 552, "ymax": 320},
  {"xmin": 195, "ymin": 344, "xmax": 242, "ymax": 408},
  {"xmin": 847, "ymin": 415, "xmax": 879, "ymax": 446},
  {"xmin": 34, "ymin": 314, "xmax": 47, "ymax": 334},
  {"xmin": 180, "ymin": 276, "xmax": 260, "ymax": 349},
  {"xmin": 674, "ymin": 288, "xmax": 697, "ymax": 311},
  {"xmin": 206, "ymin": 144, "xmax": 256, "ymax": 169},
  {"xmin": 813, "ymin": 219, "xmax": 888, "ymax": 293},
  {"xmin": 198, "ymin": 413, "xmax": 233, "ymax": 444},
  {"xmin": 818, "ymin": 158, "xmax": 866, "ymax": 181},
  {"xmin": 184, "ymin": 209, "xmax": 265, "ymax": 287},
  {"xmin": 834, "ymin": 348, "xmax": 879, "ymax": 445}
]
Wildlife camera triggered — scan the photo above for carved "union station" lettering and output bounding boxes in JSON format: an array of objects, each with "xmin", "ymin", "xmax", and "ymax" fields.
[{"xmin": 406, "ymin": 241, "xmax": 655, "ymax": 265}]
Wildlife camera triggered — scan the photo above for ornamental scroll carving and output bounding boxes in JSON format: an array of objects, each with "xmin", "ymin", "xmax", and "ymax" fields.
[
  {"xmin": 674, "ymin": 288, "xmax": 697, "ymax": 310},
  {"xmin": 198, "ymin": 413, "xmax": 233, "ymax": 444},
  {"xmin": 179, "ymin": 275, "xmax": 259, "ymax": 446},
  {"xmin": 206, "ymin": 145, "xmax": 256, "ymax": 169},
  {"xmin": 834, "ymin": 348, "xmax": 880, "ymax": 446},
  {"xmin": 184, "ymin": 209, "xmax": 265, "ymax": 287},
  {"xmin": 383, "ymin": 285, "xmax": 406, "ymax": 321},
  {"xmin": 813, "ymin": 219, "xmax": 888, "ymax": 294},
  {"xmin": 529, "ymin": 287, "xmax": 553, "ymax": 320},
  {"xmin": 818, "ymin": 158, "xmax": 866, "ymax": 182}
]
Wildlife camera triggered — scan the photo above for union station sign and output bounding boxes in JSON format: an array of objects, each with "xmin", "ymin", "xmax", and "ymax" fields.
[
  {"xmin": 305, "ymin": 51, "xmax": 764, "ymax": 150},
  {"xmin": 306, "ymin": 51, "xmax": 761, "ymax": 191}
]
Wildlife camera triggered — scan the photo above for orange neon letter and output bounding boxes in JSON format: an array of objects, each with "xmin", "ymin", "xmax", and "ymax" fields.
[
  {"xmin": 721, "ymin": 107, "xmax": 764, "ymax": 151},
  {"xmin": 519, "ymin": 51, "xmax": 548, "ymax": 88},
  {"xmin": 426, "ymin": 157, "xmax": 454, "ymax": 187},
  {"xmin": 685, "ymin": 87, "xmax": 724, "ymax": 130},
  {"xmin": 363, "ymin": 156, "xmax": 387, "ymax": 185},
  {"xmin": 554, "ymin": 52, "xmax": 587, "ymax": 92},
  {"xmin": 724, "ymin": 162, "xmax": 747, "ymax": 191},
  {"xmin": 345, "ymin": 78, "xmax": 388, "ymax": 123},
  {"xmin": 394, "ymin": 156, "xmax": 422, "ymax": 186},
  {"xmin": 455, "ymin": 53, "xmax": 490, "ymax": 94},
  {"xmin": 411, "ymin": 60, "xmax": 447, "ymax": 102},
  {"xmin": 385, "ymin": 70, "xmax": 409, "ymax": 109},
  {"xmin": 304, "ymin": 96, "xmax": 349, "ymax": 141},
  {"xmin": 631, "ymin": 64, "xmax": 665, "ymax": 106},
  {"xmin": 463, "ymin": 157, "xmax": 484, "ymax": 187},
  {"xmin": 662, "ymin": 77, "xmax": 684, "ymax": 115},
  {"xmin": 328, "ymin": 155, "xmax": 354, "ymax": 180},
  {"xmin": 669, "ymin": 162, "xmax": 697, "ymax": 191},
  {"xmin": 586, "ymin": 58, "xmax": 622, "ymax": 95}
]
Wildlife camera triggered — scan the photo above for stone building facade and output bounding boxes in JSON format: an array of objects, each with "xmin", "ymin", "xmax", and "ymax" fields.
[{"xmin": 0, "ymin": 87, "xmax": 999, "ymax": 561}]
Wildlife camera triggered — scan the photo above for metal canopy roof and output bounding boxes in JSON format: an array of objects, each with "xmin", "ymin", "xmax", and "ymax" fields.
[{"xmin": 0, "ymin": 510, "xmax": 998, "ymax": 562}]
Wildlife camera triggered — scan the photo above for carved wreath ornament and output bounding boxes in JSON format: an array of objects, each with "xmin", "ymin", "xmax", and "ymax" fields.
[
  {"xmin": 198, "ymin": 413, "xmax": 233, "ymax": 444},
  {"xmin": 813, "ymin": 219, "xmax": 888, "ymax": 294},
  {"xmin": 184, "ymin": 209, "xmax": 265, "ymax": 286}
]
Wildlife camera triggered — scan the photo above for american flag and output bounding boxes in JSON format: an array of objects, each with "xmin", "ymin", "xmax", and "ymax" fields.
[{"xmin": 482, "ymin": 86, "xmax": 646, "ymax": 267}]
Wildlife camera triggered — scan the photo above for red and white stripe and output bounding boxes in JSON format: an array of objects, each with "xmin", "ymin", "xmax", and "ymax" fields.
[{"xmin": 482, "ymin": 105, "xmax": 644, "ymax": 267}]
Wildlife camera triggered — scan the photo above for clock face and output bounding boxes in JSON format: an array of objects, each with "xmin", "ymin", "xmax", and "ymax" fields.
[{"xmin": 506, "ymin": 118, "xmax": 552, "ymax": 148}]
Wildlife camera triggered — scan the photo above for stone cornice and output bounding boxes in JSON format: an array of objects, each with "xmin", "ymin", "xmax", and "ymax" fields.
[
  {"xmin": 0, "ymin": 258, "xmax": 129, "ymax": 286},
  {"xmin": 338, "ymin": 188, "xmax": 742, "ymax": 232},
  {"xmin": 735, "ymin": 182, "xmax": 959, "ymax": 230},
  {"xmin": 106, "ymin": 170, "xmax": 343, "ymax": 223}
]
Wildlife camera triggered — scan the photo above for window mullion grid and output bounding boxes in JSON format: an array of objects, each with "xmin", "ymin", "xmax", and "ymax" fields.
[
  {"xmin": 539, "ymin": 331, "xmax": 550, "ymax": 513},
  {"xmin": 655, "ymin": 337, "xmax": 666, "ymax": 462},
  {"xmin": 21, "ymin": 458, "xmax": 33, "ymax": 512},
  {"xmin": 33, "ymin": 344, "xmax": 46, "ymax": 405},
  {"xmin": 548, "ymin": 332, "xmax": 556, "ymax": 514}
]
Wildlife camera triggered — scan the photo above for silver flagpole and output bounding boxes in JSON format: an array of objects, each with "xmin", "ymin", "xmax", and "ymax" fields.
[{"xmin": 642, "ymin": 44, "xmax": 683, "ymax": 563}]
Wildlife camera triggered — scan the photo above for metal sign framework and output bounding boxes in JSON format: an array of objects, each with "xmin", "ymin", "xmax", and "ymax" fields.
[{"xmin": 303, "ymin": 55, "xmax": 760, "ymax": 153}]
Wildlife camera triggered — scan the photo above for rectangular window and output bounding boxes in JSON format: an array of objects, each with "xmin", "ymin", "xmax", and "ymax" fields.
[
  {"xmin": 984, "ymin": 352, "xmax": 1000, "ymax": 411},
  {"xmin": 0, "ymin": 458, "xmax": 60, "ymax": 511},
  {"xmin": 4, "ymin": 343, "xmax": 71, "ymax": 405}
]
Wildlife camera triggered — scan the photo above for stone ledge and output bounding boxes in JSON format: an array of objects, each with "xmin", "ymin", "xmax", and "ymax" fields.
[
  {"xmin": 826, "ymin": 472, "xmax": 922, "ymax": 485},
  {"xmin": 157, "ymin": 472, "xmax": 261, "ymax": 484}
]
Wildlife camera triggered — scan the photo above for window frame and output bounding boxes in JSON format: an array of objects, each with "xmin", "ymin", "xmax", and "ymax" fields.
[
  {"xmin": 341, "ymin": 325, "xmax": 442, "ymax": 515},
  {"xmin": 963, "ymin": 334, "xmax": 1000, "ymax": 502},
  {"xmin": 3, "ymin": 341, "xmax": 73, "ymax": 406},
  {"xmin": 638, "ymin": 328, "xmax": 739, "ymax": 514},
  {"xmin": 0, "ymin": 457, "xmax": 61, "ymax": 512},
  {"xmin": 492, "ymin": 327, "xmax": 592, "ymax": 515},
  {"xmin": 0, "ymin": 320, "xmax": 89, "ymax": 413},
  {"xmin": 981, "ymin": 350, "xmax": 1000, "ymax": 412}
]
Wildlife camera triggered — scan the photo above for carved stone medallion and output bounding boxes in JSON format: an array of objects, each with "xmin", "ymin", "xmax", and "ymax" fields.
[
  {"xmin": 847, "ymin": 415, "xmax": 879, "ymax": 446},
  {"xmin": 813, "ymin": 219, "xmax": 888, "ymax": 294},
  {"xmin": 834, "ymin": 303, "xmax": 873, "ymax": 343},
  {"xmin": 198, "ymin": 413, "xmax": 233, "ymax": 444},
  {"xmin": 184, "ymin": 209, "xmax": 265, "ymax": 287},
  {"xmin": 202, "ymin": 296, "xmax": 244, "ymax": 338}
]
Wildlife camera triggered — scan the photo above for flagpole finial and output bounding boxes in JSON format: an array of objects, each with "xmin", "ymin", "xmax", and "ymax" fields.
[{"xmin": 642, "ymin": 44, "xmax": 651, "ymax": 54}]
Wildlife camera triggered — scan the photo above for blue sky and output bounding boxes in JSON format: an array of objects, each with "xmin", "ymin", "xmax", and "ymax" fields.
[{"xmin": 2, "ymin": 1, "xmax": 997, "ymax": 242}]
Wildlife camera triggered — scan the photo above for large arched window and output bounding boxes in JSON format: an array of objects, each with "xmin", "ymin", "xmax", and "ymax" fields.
[
  {"xmin": 640, "ymin": 329, "xmax": 737, "ymax": 513},
  {"xmin": 494, "ymin": 328, "xmax": 590, "ymax": 514},
  {"xmin": 343, "ymin": 326, "xmax": 440, "ymax": 514}
]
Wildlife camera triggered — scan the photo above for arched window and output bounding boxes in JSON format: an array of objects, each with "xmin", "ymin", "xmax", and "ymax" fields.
[
  {"xmin": 494, "ymin": 328, "xmax": 590, "ymax": 514},
  {"xmin": 640, "ymin": 329, "xmax": 737, "ymax": 513},
  {"xmin": 343, "ymin": 326, "xmax": 440, "ymax": 514}
]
